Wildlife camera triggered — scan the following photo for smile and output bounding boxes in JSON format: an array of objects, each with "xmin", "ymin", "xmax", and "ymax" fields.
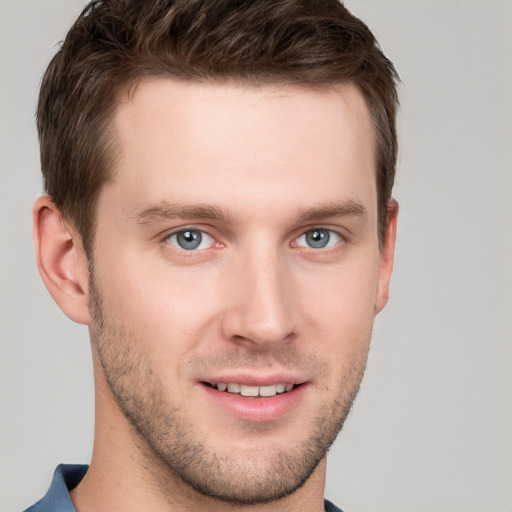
[
  {"xmin": 206, "ymin": 382, "xmax": 296, "ymax": 397},
  {"xmin": 200, "ymin": 379, "xmax": 308, "ymax": 422}
]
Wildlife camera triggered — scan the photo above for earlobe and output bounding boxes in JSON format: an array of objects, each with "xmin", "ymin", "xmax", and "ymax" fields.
[
  {"xmin": 33, "ymin": 195, "xmax": 91, "ymax": 325},
  {"xmin": 375, "ymin": 199, "xmax": 399, "ymax": 314}
]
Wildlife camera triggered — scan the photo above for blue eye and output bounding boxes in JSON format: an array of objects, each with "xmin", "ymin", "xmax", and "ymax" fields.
[
  {"xmin": 295, "ymin": 229, "xmax": 341, "ymax": 249},
  {"xmin": 166, "ymin": 230, "xmax": 214, "ymax": 251}
]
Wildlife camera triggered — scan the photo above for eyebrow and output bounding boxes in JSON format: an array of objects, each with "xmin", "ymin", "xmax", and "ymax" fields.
[
  {"xmin": 295, "ymin": 200, "xmax": 367, "ymax": 223},
  {"xmin": 132, "ymin": 202, "xmax": 236, "ymax": 224},
  {"xmin": 132, "ymin": 199, "xmax": 366, "ymax": 225}
]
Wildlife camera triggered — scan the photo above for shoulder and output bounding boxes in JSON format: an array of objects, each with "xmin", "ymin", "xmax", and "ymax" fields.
[
  {"xmin": 22, "ymin": 464, "xmax": 88, "ymax": 512},
  {"xmin": 324, "ymin": 498, "xmax": 345, "ymax": 512}
]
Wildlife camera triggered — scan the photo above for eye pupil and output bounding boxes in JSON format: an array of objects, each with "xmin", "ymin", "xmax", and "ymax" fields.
[
  {"xmin": 177, "ymin": 230, "xmax": 202, "ymax": 250},
  {"xmin": 306, "ymin": 229, "xmax": 330, "ymax": 248}
]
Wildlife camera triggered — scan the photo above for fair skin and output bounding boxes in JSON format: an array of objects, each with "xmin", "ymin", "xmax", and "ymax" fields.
[{"xmin": 33, "ymin": 80, "xmax": 397, "ymax": 512}]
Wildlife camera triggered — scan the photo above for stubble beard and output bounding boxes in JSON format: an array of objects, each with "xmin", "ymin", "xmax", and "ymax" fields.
[{"xmin": 88, "ymin": 273, "xmax": 371, "ymax": 505}]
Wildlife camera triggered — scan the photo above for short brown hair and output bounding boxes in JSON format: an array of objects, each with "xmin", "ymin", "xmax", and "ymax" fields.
[{"xmin": 37, "ymin": 0, "xmax": 399, "ymax": 255}]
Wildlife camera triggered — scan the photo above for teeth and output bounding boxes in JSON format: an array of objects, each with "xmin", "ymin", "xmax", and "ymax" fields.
[
  {"xmin": 214, "ymin": 382, "xmax": 294, "ymax": 397},
  {"xmin": 240, "ymin": 385, "xmax": 259, "ymax": 397},
  {"xmin": 259, "ymin": 385, "xmax": 277, "ymax": 397},
  {"xmin": 275, "ymin": 383, "xmax": 286, "ymax": 393}
]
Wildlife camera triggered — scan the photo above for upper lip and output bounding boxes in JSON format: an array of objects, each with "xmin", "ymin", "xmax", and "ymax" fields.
[{"xmin": 200, "ymin": 373, "xmax": 308, "ymax": 387}]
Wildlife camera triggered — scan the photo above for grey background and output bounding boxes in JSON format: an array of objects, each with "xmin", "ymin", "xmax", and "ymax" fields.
[{"xmin": 1, "ymin": 1, "xmax": 511, "ymax": 511}]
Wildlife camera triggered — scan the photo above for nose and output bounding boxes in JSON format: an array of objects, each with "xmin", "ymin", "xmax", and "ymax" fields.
[{"xmin": 220, "ymin": 245, "xmax": 296, "ymax": 349}]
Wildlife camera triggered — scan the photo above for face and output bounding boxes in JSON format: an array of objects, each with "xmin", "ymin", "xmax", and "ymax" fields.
[{"xmin": 87, "ymin": 80, "xmax": 395, "ymax": 504}]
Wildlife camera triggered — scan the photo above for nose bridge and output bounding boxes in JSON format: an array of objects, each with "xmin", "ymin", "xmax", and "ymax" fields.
[{"xmin": 222, "ymin": 239, "xmax": 295, "ymax": 347}]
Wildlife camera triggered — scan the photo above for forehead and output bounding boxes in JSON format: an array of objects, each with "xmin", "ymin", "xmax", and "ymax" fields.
[{"xmin": 107, "ymin": 79, "xmax": 377, "ymax": 220}]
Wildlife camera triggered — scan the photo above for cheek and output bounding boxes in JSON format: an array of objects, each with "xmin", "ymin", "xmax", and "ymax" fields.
[
  {"xmin": 294, "ymin": 256, "xmax": 378, "ymax": 379},
  {"xmin": 97, "ymin": 257, "xmax": 222, "ymax": 350},
  {"xmin": 298, "ymin": 257, "xmax": 379, "ymax": 331}
]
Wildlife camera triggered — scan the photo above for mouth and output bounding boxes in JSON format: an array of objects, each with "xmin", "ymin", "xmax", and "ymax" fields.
[
  {"xmin": 203, "ymin": 382, "xmax": 298, "ymax": 397},
  {"xmin": 199, "ymin": 377, "xmax": 309, "ymax": 422}
]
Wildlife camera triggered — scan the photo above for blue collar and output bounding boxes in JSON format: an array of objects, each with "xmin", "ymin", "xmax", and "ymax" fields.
[{"xmin": 24, "ymin": 464, "xmax": 87, "ymax": 512}]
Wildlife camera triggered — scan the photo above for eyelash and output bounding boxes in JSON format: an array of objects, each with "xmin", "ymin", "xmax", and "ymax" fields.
[
  {"xmin": 163, "ymin": 227, "xmax": 345, "ymax": 253},
  {"xmin": 164, "ymin": 229, "xmax": 218, "ymax": 252},
  {"xmin": 291, "ymin": 228, "xmax": 343, "ymax": 251}
]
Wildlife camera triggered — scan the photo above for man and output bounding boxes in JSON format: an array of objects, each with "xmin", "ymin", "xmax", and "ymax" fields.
[{"xmin": 27, "ymin": 0, "xmax": 399, "ymax": 511}]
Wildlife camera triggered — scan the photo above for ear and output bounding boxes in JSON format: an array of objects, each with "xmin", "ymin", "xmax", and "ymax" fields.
[
  {"xmin": 33, "ymin": 195, "xmax": 91, "ymax": 325},
  {"xmin": 375, "ymin": 199, "xmax": 398, "ymax": 314}
]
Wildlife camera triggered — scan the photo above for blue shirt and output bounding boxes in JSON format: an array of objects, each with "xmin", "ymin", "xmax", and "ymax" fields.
[
  {"xmin": 24, "ymin": 464, "xmax": 344, "ymax": 512},
  {"xmin": 24, "ymin": 465, "xmax": 86, "ymax": 512}
]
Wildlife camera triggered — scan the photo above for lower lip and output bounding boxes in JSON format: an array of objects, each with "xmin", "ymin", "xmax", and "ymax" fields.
[{"xmin": 200, "ymin": 383, "xmax": 308, "ymax": 422}]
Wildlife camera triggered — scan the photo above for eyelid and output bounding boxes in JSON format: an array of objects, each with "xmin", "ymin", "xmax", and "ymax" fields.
[
  {"xmin": 163, "ymin": 226, "xmax": 219, "ymax": 251},
  {"xmin": 291, "ymin": 227, "xmax": 345, "ymax": 250}
]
